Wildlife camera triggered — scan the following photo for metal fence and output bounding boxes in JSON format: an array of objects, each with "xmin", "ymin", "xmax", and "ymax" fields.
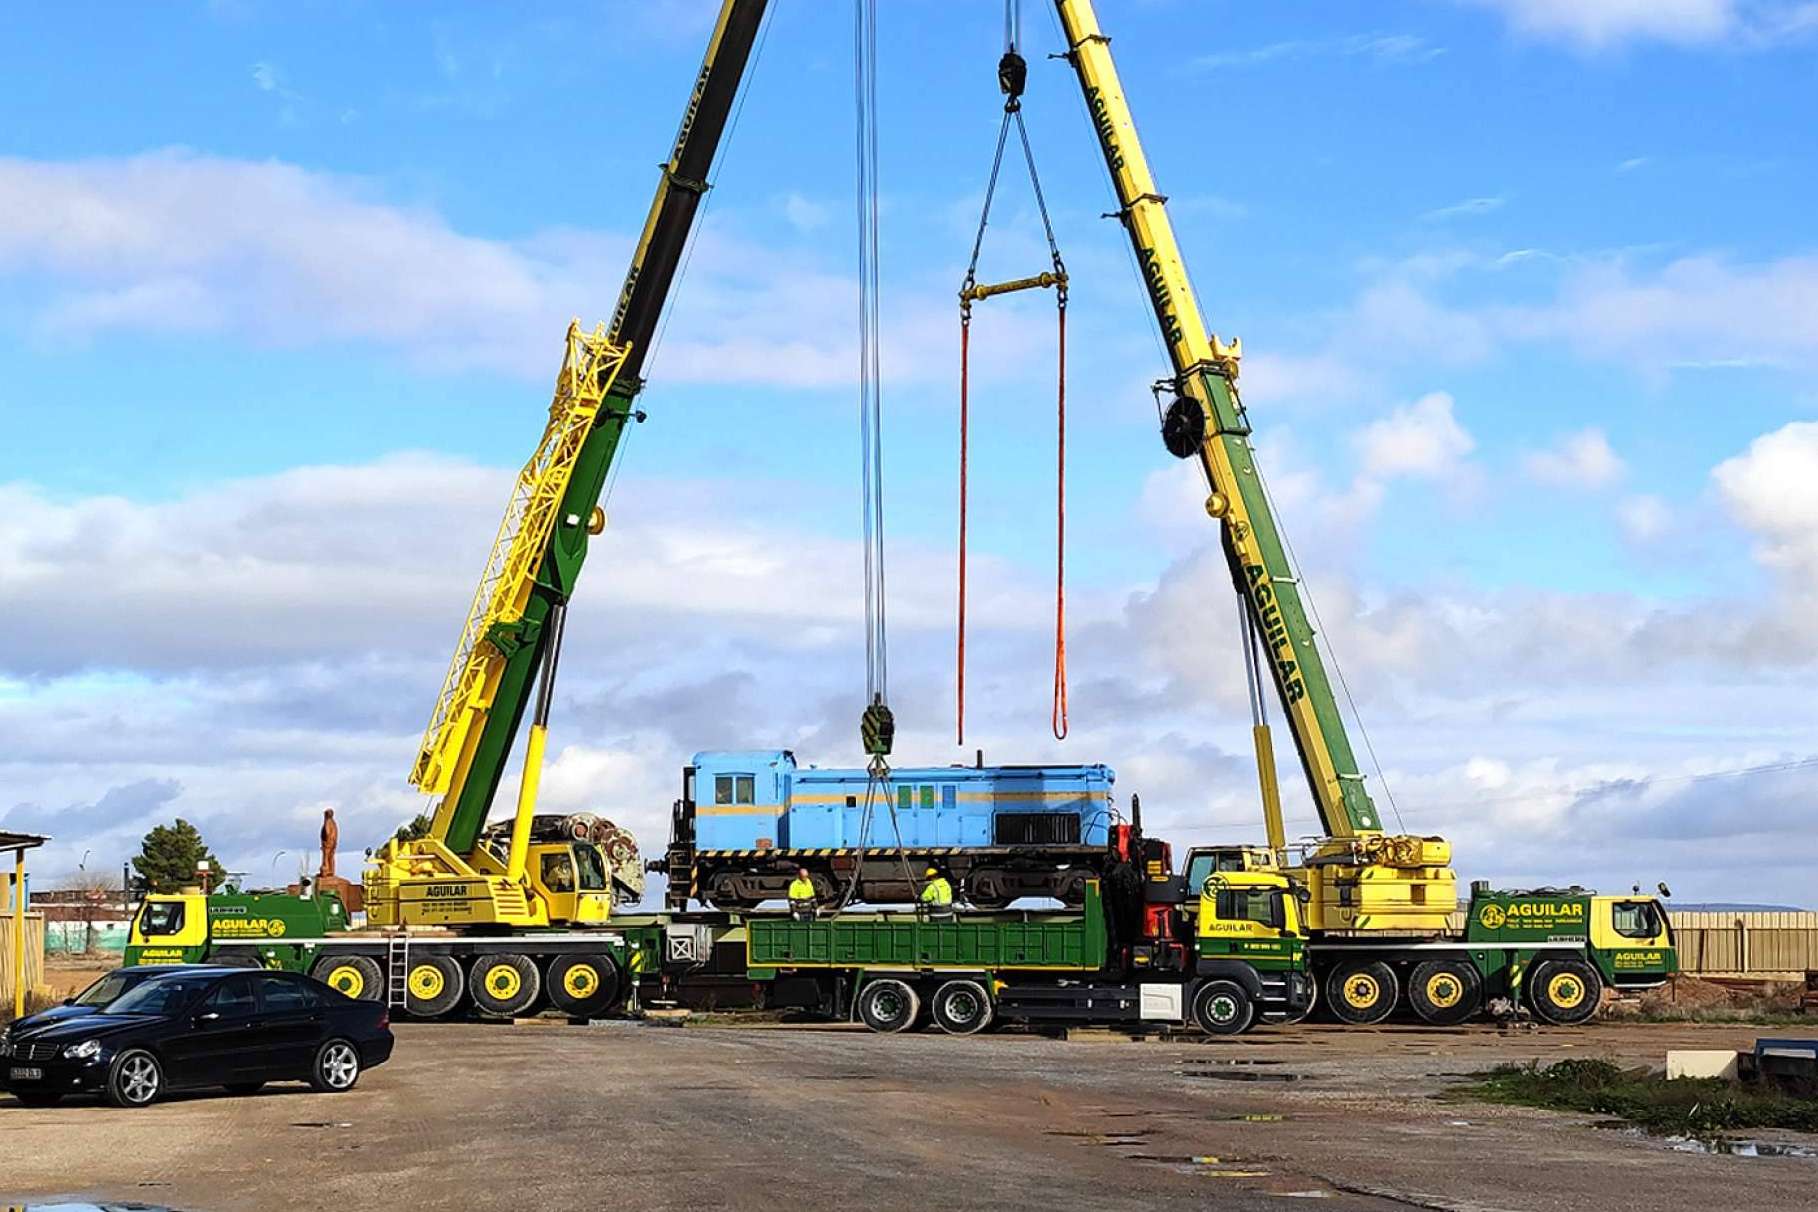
[{"xmin": 1670, "ymin": 911, "xmax": 1818, "ymax": 979}]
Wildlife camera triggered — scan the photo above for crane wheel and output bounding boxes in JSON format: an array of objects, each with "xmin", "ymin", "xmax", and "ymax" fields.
[
  {"xmin": 1528, "ymin": 957, "xmax": 1603, "ymax": 1026},
  {"xmin": 311, "ymin": 954, "xmax": 384, "ymax": 1002},
  {"xmin": 1325, "ymin": 960, "xmax": 1398, "ymax": 1025},
  {"xmin": 546, "ymin": 953, "xmax": 624, "ymax": 1018},
  {"xmin": 404, "ymin": 955, "xmax": 465, "ymax": 1018},
  {"xmin": 469, "ymin": 952, "xmax": 541, "ymax": 1018},
  {"xmin": 1408, "ymin": 960, "xmax": 1481, "ymax": 1026},
  {"xmin": 930, "ymin": 979, "xmax": 994, "ymax": 1035},
  {"xmin": 1192, "ymin": 979, "xmax": 1255, "ymax": 1035},
  {"xmin": 856, "ymin": 978, "xmax": 920, "ymax": 1033}
]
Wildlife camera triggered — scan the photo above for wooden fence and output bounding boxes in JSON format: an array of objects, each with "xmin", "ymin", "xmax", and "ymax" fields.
[
  {"xmin": 1669, "ymin": 911, "xmax": 1818, "ymax": 980},
  {"xmin": 0, "ymin": 911, "xmax": 46, "ymax": 1015}
]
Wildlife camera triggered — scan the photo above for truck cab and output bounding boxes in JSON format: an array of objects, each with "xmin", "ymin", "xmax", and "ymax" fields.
[
  {"xmin": 126, "ymin": 887, "xmax": 351, "ymax": 966},
  {"xmin": 1188, "ymin": 869, "xmax": 1313, "ymax": 1032}
]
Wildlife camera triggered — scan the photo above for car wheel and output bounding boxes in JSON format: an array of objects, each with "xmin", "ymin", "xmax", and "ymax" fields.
[
  {"xmin": 13, "ymin": 1092, "xmax": 62, "ymax": 1107},
  {"xmin": 929, "ymin": 979, "xmax": 994, "ymax": 1035},
  {"xmin": 469, "ymin": 953, "xmax": 541, "ymax": 1018},
  {"xmin": 1192, "ymin": 979, "xmax": 1255, "ymax": 1035},
  {"xmin": 223, "ymin": 1081, "xmax": 266, "ymax": 1096},
  {"xmin": 309, "ymin": 1039, "xmax": 362, "ymax": 1093},
  {"xmin": 107, "ymin": 1048, "xmax": 164, "ymax": 1108},
  {"xmin": 404, "ymin": 955, "xmax": 466, "ymax": 1019},
  {"xmin": 545, "ymin": 953, "xmax": 623, "ymax": 1019},
  {"xmin": 310, "ymin": 954, "xmax": 385, "ymax": 1002},
  {"xmin": 855, "ymin": 978, "xmax": 920, "ymax": 1033}
]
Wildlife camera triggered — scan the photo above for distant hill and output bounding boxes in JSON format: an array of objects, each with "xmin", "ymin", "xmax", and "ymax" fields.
[{"xmin": 1670, "ymin": 902, "xmax": 1810, "ymax": 913}]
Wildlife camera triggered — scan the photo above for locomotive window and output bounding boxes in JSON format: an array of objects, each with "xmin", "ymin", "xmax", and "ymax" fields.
[
  {"xmin": 846, "ymin": 795, "xmax": 858, "ymax": 808},
  {"xmin": 920, "ymin": 785, "xmax": 936, "ymax": 810},
  {"xmin": 942, "ymin": 786, "xmax": 957, "ymax": 811},
  {"xmin": 899, "ymin": 786, "xmax": 913, "ymax": 812},
  {"xmin": 735, "ymin": 775, "xmax": 755, "ymax": 805},
  {"xmin": 714, "ymin": 775, "xmax": 733, "ymax": 804}
]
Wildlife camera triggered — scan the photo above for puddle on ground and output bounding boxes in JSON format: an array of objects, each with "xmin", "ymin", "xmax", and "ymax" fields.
[
  {"xmin": 289, "ymin": 1120, "xmax": 353, "ymax": 1129},
  {"xmin": 1126, "ymin": 1154, "xmax": 1270, "ymax": 1177},
  {"xmin": 1179, "ymin": 1057, "xmax": 1286, "ymax": 1067},
  {"xmin": 8, "ymin": 1204, "xmax": 184, "ymax": 1211},
  {"xmin": 1177, "ymin": 1070, "xmax": 1305, "ymax": 1082},
  {"xmin": 1593, "ymin": 1123, "xmax": 1818, "ymax": 1160},
  {"xmin": 1045, "ymin": 1129, "xmax": 1153, "ymax": 1144},
  {"xmin": 1220, "ymin": 1112, "xmax": 1288, "ymax": 1122},
  {"xmin": 798, "ymin": 1074, "xmax": 877, "ymax": 1081}
]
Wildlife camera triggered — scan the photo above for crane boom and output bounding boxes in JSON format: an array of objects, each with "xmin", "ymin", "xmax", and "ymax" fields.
[
  {"xmin": 413, "ymin": 0, "xmax": 771, "ymax": 859},
  {"xmin": 1053, "ymin": 0, "xmax": 1379, "ymax": 839}
]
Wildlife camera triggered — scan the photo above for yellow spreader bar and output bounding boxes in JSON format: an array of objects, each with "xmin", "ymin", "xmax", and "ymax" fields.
[{"xmin": 410, "ymin": 321, "xmax": 630, "ymax": 796}]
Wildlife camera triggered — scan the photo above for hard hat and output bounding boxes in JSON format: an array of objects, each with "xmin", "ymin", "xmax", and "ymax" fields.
[{"xmin": 924, "ymin": 866, "xmax": 939, "ymax": 877}]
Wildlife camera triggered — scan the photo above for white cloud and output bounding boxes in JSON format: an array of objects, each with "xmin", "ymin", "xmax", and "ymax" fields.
[
  {"xmin": 781, "ymin": 192, "xmax": 830, "ymax": 232},
  {"xmin": 1713, "ymin": 421, "xmax": 1818, "ymax": 594},
  {"xmin": 1353, "ymin": 392, "xmax": 1476, "ymax": 480},
  {"xmin": 1467, "ymin": 0, "xmax": 1818, "ymax": 47},
  {"xmin": 1196, "ymin": 33, "xmax": 1445, "ymax": 69},
  {"xmin": 1523, "ymin": 428, "xmax": 1626, "ymax": 488},
  {"xmin": 1420, "ymin": 196, "xmax": 1505, "ymax": 222},
  {"xmin": 1616, "ymin": 493, "xmax": 1673, "ymax": 542}
]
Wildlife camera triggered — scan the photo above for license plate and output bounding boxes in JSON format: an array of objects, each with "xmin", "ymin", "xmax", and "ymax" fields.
[{"xmin": 9, "ymin": 1066, "xmax": 43, "ymax": 1081}]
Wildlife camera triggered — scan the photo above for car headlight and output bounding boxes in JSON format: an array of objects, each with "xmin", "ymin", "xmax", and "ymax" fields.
[{"xmin": 62, "ymin": 1038, "xmax": 103, "ymax": 1061}]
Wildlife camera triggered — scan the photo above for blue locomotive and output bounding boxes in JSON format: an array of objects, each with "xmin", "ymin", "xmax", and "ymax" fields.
[{"xmin": 656, "ymin": 750, "xmax": 1117, "ymax": 910}]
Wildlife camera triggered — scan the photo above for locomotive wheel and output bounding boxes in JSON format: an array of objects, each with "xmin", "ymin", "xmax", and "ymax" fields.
[
  {"xmin": 1528, "ymin": 957, "xmax": 1602, "ymax": 1025},
  {"xmin": 547, "ymin": 953, "xmax": 624, "ymax": 1018},
  {"xmin": 929, "ymin": 980, "xmax": 994, "ymax": 1035},
  {"xmin": 856, "ymin": 978, "xmax": 920, "ymax": 1033},
  {"xmin": 1408, "ymin": 960, "xmax": 1481, "ymax": 1026},
  {"xmin": 1325, "ymin": 960, "xmax": 1398, "ymax": 1025},
  {"xmin": 470, "ymin": 952, "xmax": 541, "ymax": 1018},
  {"xmin": 311, "ymin": 954, "xmax": 384, "ymax": 1002},
  {"xmin": 404, "ymin": 955, "xmax": 465, "ymax": 1018}
]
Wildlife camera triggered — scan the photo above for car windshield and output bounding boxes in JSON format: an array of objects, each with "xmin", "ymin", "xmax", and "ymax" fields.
[
  {"xmin": 104, "ymin": 974, "xmax": 217, "ymax": 1016},
  {"xmin": 73, "ymin": 971, "xmax": 136, "ymax": 1007}
]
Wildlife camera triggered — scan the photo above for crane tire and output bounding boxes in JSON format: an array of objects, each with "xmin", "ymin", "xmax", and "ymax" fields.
[
  {"xmin": 1528, "ymin": 957, "xmax": 1602, "ymax": 1025},
  {"xmin": 403, "ymin": 955, "xmax": 465, "ymax": 1018},
  {"xmin": 546, "ymin": 953, "xmax": 624, "ymax": 1018},
  {"xmin": 1408, "ymin": 960, "xmax": 1481, "ymax": 1026},
  {"xmin": 856, "ymin": 978, "xmax": 920, "ymax": 1033},
  {"xmin": 1325, "ymin": 960, "xmax": 1399, "ymax": 1025},
  {"xmin": 930, "ymin": 979, "xmax": 994, "ymax": 1035},
  {"xmin": 469, "ymin": 952, "xmax": 541, "ymax": 1018},
  {"xmin": 311, "ymin": 954, "xmax": 384, "ymax": 1002},
  {"xmin": 1192, "ymin": 979, "xmax": 1255, "ymax": 1035}
]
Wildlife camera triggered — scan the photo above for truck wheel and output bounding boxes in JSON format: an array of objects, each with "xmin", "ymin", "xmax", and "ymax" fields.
[
  {"xmin": 311, "ymin": 954, "xmax": 384, "ymax": 1002},
  {"xmin": 856, "ymin": 978, "xmax": 920, "ymax": 1033},
  {"xmin": 546, "ymin": 953, "xmax": 624, "ymax": 1018},
  {"xmin": 1528, "ymin": 957, "xmax": 1602, "ymax": 1025},
  {"xmin": 1325, "ymin": 960, "xmax": 1398, "ymax": 1025},
  {"xmin": 470, "ymin": 953, "xmax": 541, "ymax": 1018},
  {"xmin": 404, "ymin": 955, "xmax": 465, "ymax": 1018},
  {"xmin": 1408, "ymin": 960, "xmax": 1481, "ymax": 1026},
  {"xmin": 930, "ymin": 979, "xmax": 994, "ymax": 1035},
  {"xmin": 1192, "ymin": 980, "xmax": 1255, "ymax": 1035}
]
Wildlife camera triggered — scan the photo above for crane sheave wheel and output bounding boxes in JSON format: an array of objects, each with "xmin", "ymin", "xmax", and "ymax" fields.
[
  {"xmin": 930, "ymin": 979, "xmax": 994, "ymax": 1035},
  {"xmin": 1325, "ymin": 960, "xmax": 1399, "ymax": 1025},
  {"xmin": 856, "ymin": 978, "xmax": 920, "ymax": 1033},
  {"xmin": 470, "ymin": 952, "xmax": 541, "ymax": 1018},
  {"xmin": 1528, "ymin": 957, "xmax": 1603, "ymax": 1025},
  {"xmin": 547, "ymin": 953, "xmax": 624, "ymax": 1018},
  {"xmin": 1192, "ymin": 979, "xmax": 1255, "ymax": 1035},
  {"xmin": 1408, "ymin": 959, "xmax": 1482, "ymax": 1026},
  {"xmin": 311, "ymin": 954, "xmax": 384, "ymax": 1002},
  {"xmin": 404, "ymin": 954, "xmax": 465, "ymax": 1018}
]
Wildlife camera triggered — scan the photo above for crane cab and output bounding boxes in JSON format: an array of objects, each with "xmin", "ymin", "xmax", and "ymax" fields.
[{"xmin": 524, "ymin": 841, "xmax": 614, "ymax": 926}]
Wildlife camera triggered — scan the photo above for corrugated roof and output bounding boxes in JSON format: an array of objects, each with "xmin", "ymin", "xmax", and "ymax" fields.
[{"xmin": 0, "ymin": 831, "xmax": 50, "ymax": 850}]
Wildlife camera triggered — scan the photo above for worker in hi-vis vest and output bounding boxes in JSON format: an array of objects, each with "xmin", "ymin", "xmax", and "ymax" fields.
[
  {"xmin": 787, "ymin": 867, "xmax": 817, "ymax": 920},
  {"xmin": 919, "ymin": 866, "xmax": 953, "ymax": 909}
]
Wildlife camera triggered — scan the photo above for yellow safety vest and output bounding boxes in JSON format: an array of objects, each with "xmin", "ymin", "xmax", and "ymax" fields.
[
  {"xmin": 920, "ymin": 877, "xmax": 953, "ymax": 906},
  {"xmin": 787, "ymin": 877, "xmax": 816, "ymax": 903}
]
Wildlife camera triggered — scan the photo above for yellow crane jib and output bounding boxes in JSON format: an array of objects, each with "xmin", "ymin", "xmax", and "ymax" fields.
[{"xmin": 410, "ymin": 321, "xmax": 631, "ymax": 801}]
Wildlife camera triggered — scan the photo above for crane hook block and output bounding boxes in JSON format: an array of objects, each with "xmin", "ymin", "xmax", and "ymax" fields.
[
  {"xmin": 861, "ymin": 700, "xmax": 896, "ymax": 758},
  {"xmin": 1161, "ymin": 396, "xmax": 1207, "ymax": 459},
  {"xmin": 998, "ymin": 50, "xmax": 1027, "ymax": 102}
]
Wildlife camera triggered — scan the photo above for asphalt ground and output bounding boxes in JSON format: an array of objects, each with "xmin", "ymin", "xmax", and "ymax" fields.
[{"xmin": 2, "ymin": 1019, "xmax": 1812, "ymax": 1212}]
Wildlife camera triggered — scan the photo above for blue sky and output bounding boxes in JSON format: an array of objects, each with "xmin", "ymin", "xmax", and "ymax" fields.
[{"xmin": 2, "ymin": 1, "xmax": 1816, "ymax": 905}]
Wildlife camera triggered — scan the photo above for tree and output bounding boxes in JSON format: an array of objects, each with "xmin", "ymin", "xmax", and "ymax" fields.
[
  {"xmin": 393, "ymin": 812, "xmax": 434, "ymax": 843},
  {"xmin": 133, "ymin": 819, "xmax": 223, "ymax": 894},
  {"xmin": 61, "ymin": 868, "xmax": 116, "ymax": 953}
]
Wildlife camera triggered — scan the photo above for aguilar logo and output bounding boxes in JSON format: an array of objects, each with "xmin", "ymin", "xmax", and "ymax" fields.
[
  {"xmin": 1480, "ymin": 901, "xmax": 1584, "ymax": 929},
  {"xmin": 1478, "ymin": 904, "xmax": 1506, "ymax": 929}
]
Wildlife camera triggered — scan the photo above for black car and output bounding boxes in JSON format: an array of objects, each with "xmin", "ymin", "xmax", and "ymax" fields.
[
  {"xmin": 1, "ymin": 965, "xmax": 393, "ymax": 1107},
  {"xmin": 2, "ymin": 964, "xmax": 177, "ymax": 1043}
]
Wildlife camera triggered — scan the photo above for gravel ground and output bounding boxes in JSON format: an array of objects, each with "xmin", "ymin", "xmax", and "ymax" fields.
[{"xmin": 2, "ymin": 1019, "xmax": 1811, "ymax": 1212}]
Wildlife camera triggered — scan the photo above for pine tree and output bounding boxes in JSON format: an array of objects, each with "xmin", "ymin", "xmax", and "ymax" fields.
[
  {"xmin": 132, "ymin": 819, "xmax": 224, "ymax": 893},
  {"xmin": 394, "ymin": 813, "xmax": 434, "ymax": 843}
]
